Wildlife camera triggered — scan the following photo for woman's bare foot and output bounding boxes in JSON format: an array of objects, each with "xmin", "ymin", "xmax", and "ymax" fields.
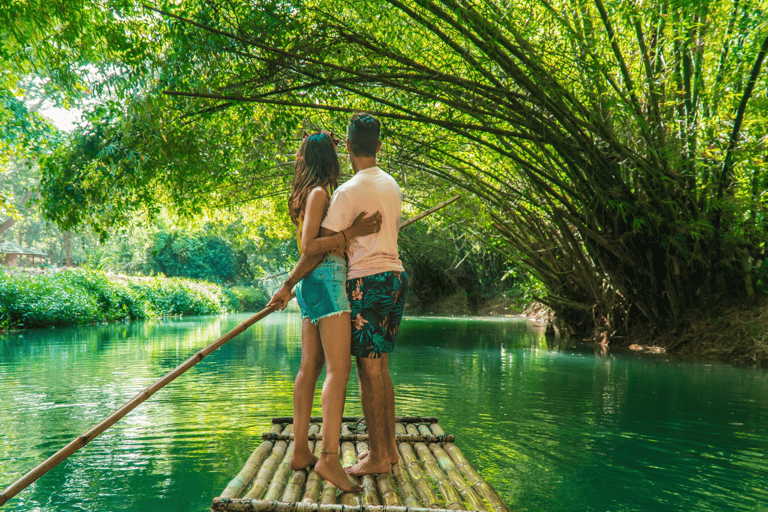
[
  {"xmin": 344, "ymin": 457, "xmax": 392, "ymax": 476},
  {"xmin": 290, "ymin": 449, "xmax": 318, "ymax": 471},
  {"xmin": 315, "ymin": 455, "xmax": 362, "ymax": 492}
]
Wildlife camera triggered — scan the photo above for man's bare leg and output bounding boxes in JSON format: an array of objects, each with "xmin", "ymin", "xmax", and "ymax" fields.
[
  {"xmin": 380, "ymin": 353, "xmax": 398, "ymax": 464},
  {"xmin": 355, "ymin": 353, "xmax": 398, "ymax": 465},
  {"xmin": 291, "ymin": 319, "xmax": 324, "ymax": 471},
  {"xmin": 346, "ymin": 356, "xmax": 391, "ymax": 476},
  {"xmin": 313, "ymin": 313, "xmax": 361, "ymax": 491}
]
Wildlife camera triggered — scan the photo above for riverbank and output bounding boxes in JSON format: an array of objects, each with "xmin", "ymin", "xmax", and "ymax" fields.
[
  {"xmin": 619, "ymin": 295, "xmax": 768, "ymax": 368},
  {"xmin": 0, "ymin": 268, "xmax": 268, "ymax": 330},
  {"xmin": 408, "ymin": 290, "xmax": 768, "ymax": 368}
]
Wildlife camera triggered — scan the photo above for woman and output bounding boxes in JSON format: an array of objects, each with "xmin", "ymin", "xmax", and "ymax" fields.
[{"xmin": 286, "ymin": 132, "xmax": 379, "ymax": 492}]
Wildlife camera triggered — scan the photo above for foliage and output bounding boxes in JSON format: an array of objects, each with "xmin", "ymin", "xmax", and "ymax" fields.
[
  {"xmin": 0, "ymin": 268, "xmax": 266, "ymax": 330},
  {"xmin": 121, "ymin": 0, "xmax": 767, "ymax": 338},
  {"xmin": 23, "ymin": 0, "xmax": 768, "ymax": 340},
  {"xmin": 399, "ymin": 216, "xmax": 516, "ymax": 311}
]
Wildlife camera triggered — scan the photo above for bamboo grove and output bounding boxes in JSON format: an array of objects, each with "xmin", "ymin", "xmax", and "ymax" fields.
[{"xmin": 28, "ymin": 0, "xmax": 768, "ymax": 338}]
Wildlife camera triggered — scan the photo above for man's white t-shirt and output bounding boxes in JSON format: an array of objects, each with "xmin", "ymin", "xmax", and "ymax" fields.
[{"xmin": 321, "ymin": 166, "xmax": 404, "ymax": 279}]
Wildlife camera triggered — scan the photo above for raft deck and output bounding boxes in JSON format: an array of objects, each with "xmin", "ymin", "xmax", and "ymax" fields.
[{"xmin": 211, "ymin": 416, "xmax": 510, "ymax": 512}]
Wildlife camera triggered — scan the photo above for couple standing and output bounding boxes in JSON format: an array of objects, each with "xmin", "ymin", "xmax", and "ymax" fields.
[{"xmin": 268, "ymin": 113, "xmax": 408, "ymax": 492}]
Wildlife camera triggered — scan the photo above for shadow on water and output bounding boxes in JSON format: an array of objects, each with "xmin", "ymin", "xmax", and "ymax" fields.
[{"xmin": 1, "ymin": 312, "xmax": 767, "ymax": 511}]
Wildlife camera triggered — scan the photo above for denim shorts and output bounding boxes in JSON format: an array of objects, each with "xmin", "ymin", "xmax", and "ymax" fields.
[{"xmin": 296, "ymin": 254, "xmax": 351, "ymax": 324}]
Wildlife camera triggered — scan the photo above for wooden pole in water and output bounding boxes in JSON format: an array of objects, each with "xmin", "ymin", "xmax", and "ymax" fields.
[
  {"xmin": 0, "ymin": 303, "xmax": 279, "ymax": 507},
  {"xmin": 0, "ymin": 196, "xmax": 461, "ymax": 507}
]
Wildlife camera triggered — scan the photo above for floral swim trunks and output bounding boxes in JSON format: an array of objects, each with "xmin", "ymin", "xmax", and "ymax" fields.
[{"xmin": 346, "ymin": 271, "xmax": 408, "ymax": 358}]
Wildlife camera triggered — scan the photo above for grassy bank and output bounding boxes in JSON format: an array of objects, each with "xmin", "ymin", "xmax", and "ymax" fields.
[{"xmin": 0, "ymin": 268, "xmax": 269, "ymax": 330}]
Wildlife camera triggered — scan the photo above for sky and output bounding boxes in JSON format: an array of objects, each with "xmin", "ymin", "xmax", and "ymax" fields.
[{"xmin": 40, "ymin": 106, "xmax": 81, "ymax": 132}]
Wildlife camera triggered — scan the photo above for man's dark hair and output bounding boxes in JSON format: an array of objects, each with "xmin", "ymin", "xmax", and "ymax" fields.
[{"xmin": 347, "ymin": 113, "xmax": 381, "ymax": 157}]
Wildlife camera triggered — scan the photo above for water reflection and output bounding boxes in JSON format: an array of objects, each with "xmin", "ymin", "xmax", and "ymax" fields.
[{"xmin": 1, "ymin": 312, "xmax": 768, "ymax": 511}]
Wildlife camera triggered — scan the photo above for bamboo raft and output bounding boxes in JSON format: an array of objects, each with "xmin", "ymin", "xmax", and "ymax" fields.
[{"xmin": 212, "ymin": 416, "xmax": 510, "ymax": 512}]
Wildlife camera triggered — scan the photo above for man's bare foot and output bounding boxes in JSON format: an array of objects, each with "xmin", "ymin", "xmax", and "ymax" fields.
[
  {"xmin": 356, "ymin": 450, "xmax": 399, "ymax": 465},
  {"xmin": 290, "ymin": 450, "xmax": 318, "ymax": 471},
  {"xmin": 315, "ymin": 455, "xmax": 362, "ymax": 492},
  {"xmin": 344, "ymin": 457, "xmax": 392, "ymax": 476}
]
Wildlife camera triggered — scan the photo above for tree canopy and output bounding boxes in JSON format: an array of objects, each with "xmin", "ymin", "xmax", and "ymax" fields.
[{"xmin": 11, "ymin": 0, "xmax": 768, "ymax": 338}]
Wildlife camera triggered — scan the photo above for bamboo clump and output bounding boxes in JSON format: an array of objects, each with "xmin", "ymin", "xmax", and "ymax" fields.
[{"xmin": 212, "ymin": 417, "xmax": 510, "ymax": 512}]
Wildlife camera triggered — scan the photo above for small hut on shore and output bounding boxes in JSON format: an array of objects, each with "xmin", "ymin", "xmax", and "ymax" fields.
[{"xmin": 0, "ymin": 240, "xmax": 50, "ymax": 268}]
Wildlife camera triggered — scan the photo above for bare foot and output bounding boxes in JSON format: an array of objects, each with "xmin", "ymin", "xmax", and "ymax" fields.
[
  {"xmin": 345, "ymin": 457, "xmax": 391, "ymax": 476},
  {"xmin": 356, "ymin": 450, "xmax": 399, "ymax": 465},
  {"xmin": 290, "ymin": 450, "xmax": 318, "ymax": 471},
  {"xmin": 315, "ymin": 455, "xmax": 362, "ymax": 492}
]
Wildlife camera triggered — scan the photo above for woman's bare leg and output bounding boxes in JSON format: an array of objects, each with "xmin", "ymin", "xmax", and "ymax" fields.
[
  {"xmin": 313, "ymin": 312, "xmax": 361, "ymax": 492},
  {"xmin": 291, "ymin": 318, "xmax": 324, "ymax": 471}
]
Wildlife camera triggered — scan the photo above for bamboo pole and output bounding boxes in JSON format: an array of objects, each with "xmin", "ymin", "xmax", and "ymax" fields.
[
  {"xmin": 262, "ymin": 433, "xmax": 454, "ymax": 443},
  {"xmin": 398, "ymin": 441, "xmax": 442, "ymax": 507},
  {"xmin": 301, "ymin": 430, "xmax": 324, "ymax": 503},
  {"xmin": 245, "ymin": 425, "xmax": 292, "ymax": 500},
  {"xmin": 282, "ymin": 424, "xmax": 320, "ymax": 503},
  {"xmin": 210, "ymin": 499, "xmax": 477, "ymax": 512},
  {"xmin": 391, "ymin": 460, "xmax": 421, "ymax": 508},
  {"xmin": 221, "ymin": 424, "xmax": 285, "ymax": 499},
  {"xmin": 271, "ymin": 416, "xmax": 439, "ymax": 424},
  {"xmin": 375, "ymin": 472, "xmax": 402, "ymax": 506},
  {"xmin": 0, "ymin": 303, "xmax": 280, "ymax": 507},
  {"xmin": 400, "ymin": 196, "xmax": 461, "ymax": 229},
  {"xmin": 354, "ymin": 439, "xmax": 381, "ymax": 507},
  {"xmin": 408, "ymin": 425, "xmax": 463, "ymax": 510},
  {"xmin": 428, "ymin": 425, "xmax": 509, "ymax": 512},
  {"xmin": 340, "ymin": 425, "xmax": 361, "ymax": 507},
  {"xmin": 264, "ymin": 425, "xmax": 296, "ymax": 501},
  {"xmin": 427, "ymin": 443, "xmax": 486, "ymax": 512}
]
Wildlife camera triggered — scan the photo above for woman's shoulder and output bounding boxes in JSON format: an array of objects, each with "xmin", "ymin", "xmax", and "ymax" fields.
[
  {"xmin": 308, "ymin": 185, "xmax": 331, "ymax": 200},
  {"xmin": 306, "ymin": 186, "xmax": 331, "ymax": 209}
]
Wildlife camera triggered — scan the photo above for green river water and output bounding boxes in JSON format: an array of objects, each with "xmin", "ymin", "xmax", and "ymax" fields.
[{"xmin": 1, "ymin": 310, "xmax": 767, "ymax": 511}]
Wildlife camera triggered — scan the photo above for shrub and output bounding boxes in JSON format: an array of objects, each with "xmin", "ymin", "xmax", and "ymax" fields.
[
  {"xmin": 0, "ymin": 268, "xmax": 256, "ymax": 330},
  {"xmin": 227, "ymin": 286, "xmax": 269, "ymax": 312}
]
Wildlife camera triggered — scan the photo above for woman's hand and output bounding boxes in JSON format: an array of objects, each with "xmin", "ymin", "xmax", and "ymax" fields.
[{"xmin": 347, "ymin": 211, "xmax": 382, "ymax": 239}]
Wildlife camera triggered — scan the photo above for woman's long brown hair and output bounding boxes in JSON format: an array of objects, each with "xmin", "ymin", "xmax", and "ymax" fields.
[{"xmin": 289, "ymin": 132, "xmax": 340, "ymax": 229}]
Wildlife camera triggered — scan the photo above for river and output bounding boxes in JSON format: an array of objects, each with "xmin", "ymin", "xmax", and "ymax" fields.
[{"xmin": 1, "ymin": 310, "xmax": 767, "ymax": 511}]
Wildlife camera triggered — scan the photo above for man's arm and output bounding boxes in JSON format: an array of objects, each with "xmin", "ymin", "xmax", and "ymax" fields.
[{"xmin": 267, "ymin": 252, "xmax": 324, "ymax": 310}]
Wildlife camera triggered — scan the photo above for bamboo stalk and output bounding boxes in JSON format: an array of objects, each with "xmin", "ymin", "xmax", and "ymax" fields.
[
  {"xmin": 221, "ymin": 424, "xmax": 284, "ymax": 499},
  {"xmin": 400, "ymin": 195, "xmax": 461, "ymax": 229},
  {"xmin": 341, "ymin": 425, "xmax": 358, "ymax": 469},
  {"xmin": 376, "ymin": 472, "xmax": 402, "ymax": 506},
  {"xmin": 264, "ymin": 425, "xmax": 296, "ymax": 501},
  {"xmin": 427, "ymin": 444, "xmax": 486, "ymax": 511},
  {"xmin": 282, "ymin": 424, "xmax": 320, "ymax": 503},
  {"xmin": 406, "ymin": 424, "xmax": 463, "ymax": 510},
  {"xmin": 429, "ymin": 425, "xmax": 509, "ymax": 512},
  {"xmin": 301, "ymin": 431, "xmax": 324, "ymax": 503},
  {"xmin": 245, "ymin": 425, "xmax": 292, "ymax": 500},
  {"xmin": 341, "ymin": 425, "xmax": 362, "ymax": 506},
  {"xmin": 391, "ymin": 459, "xmax": 421, "ymax": 508},
  {"xmin": 272, "ymin": 416, "xmax": 439, "ymax": 424},
  {"xmin": 319, "ymin": 480, "xmax": 337, "ymax": 505},
  {"xmin": 355, "ymin": 440, "xmax": 381, "ymax": 506},
  {"xmin": 399, "ymin": 442, "xmax": 442, "ymax": 507},
  {"xmin": 0, "ymin": 303, "xmax": 280, "ymax": 507},
  {"xmin": 262, "ymin": 433, "xmax": 454, "ymax": 443},
  {"xmin": 210, "ymin": 499, "xmax": 478, "ymax": 512},
  {"xmin": 412, "ymin": 442, "xmax": 464, "ymax": 510}
]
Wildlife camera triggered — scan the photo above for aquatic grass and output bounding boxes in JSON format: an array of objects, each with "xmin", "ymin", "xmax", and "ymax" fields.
[{"xmin": 0, "ymin": 269, "xmax": 268, "ymax": 330}]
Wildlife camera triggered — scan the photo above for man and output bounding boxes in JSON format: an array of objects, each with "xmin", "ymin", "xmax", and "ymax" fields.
[{"xmin": 269, "ymin": 113, "xmax": 407, "ymax": 476}]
